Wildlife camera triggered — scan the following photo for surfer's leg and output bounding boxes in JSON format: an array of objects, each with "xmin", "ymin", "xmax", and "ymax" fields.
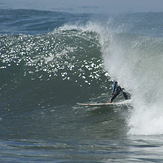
[
  {"xmin": 110, "ymin": 93, "xmax": 119, "ymax": 103},
  {"xmin": 122, "ymin": 91, "xmax": 128, "ymax": 100}
]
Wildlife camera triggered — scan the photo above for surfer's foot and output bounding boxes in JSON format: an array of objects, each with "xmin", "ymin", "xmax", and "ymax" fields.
[{"xmin": 109, "ymin": 101, "xmax": 112, "ymax": 103}]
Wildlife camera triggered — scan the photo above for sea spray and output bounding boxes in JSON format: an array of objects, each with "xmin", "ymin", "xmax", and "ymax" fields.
[{"xmin": 100, "ymin": 20, "xmax": 163, "ymax": 135}]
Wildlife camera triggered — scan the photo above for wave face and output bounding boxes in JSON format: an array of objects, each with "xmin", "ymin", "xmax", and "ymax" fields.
[{"xmin": 0, "ymin": 24, "xmax": 110, "ymax": 112}]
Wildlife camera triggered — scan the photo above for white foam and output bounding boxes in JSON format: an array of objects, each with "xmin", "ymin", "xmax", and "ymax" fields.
[{"xmin": 98, "ymin": 21, "xmax": 163, "ymax": 135}]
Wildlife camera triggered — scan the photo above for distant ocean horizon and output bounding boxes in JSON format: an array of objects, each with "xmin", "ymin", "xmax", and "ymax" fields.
[
  {"xmin": 1, "ymin": 2, "xmax": 163, "ymax": 162},
  {"xmin": 0, "ymin": 0, "xmax": 112, "ymax": 14}
]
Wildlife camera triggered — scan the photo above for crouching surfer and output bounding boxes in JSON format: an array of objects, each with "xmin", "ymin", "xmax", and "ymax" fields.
[{"xmin": 109, "ymin": 80, "xmax": 128, "ymax": 103}]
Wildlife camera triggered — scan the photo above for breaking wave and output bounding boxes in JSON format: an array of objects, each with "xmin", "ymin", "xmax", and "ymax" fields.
[{"xmin": 1, "ymin": 10, "xmax": 163, "ymax": 136}]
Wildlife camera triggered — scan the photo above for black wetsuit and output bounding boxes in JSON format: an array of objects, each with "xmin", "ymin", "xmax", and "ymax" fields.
[{"xmin": 110, "ymin": 81, "xmax": 128, "ymax": 102}]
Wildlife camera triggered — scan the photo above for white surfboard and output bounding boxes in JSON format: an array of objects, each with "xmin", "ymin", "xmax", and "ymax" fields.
[{"xmin": 77, "ymin": 100, "xmax": 131, "ymax": 107}]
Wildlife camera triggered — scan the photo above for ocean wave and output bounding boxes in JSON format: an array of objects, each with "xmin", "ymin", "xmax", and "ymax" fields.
[{"xmin": 1, "ymin": 10, "xmax": 163, "ymax": 136}]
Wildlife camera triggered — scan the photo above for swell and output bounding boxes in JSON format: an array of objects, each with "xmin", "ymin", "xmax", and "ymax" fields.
[{"xmin": 0, "ymin": 9, "xmax": 91, "ymax": 34}]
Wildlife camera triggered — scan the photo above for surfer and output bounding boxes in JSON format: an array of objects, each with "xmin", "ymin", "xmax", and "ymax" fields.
[{"xmin": 109, "ymin": 80, "xmax": 128, "ymax": 103}]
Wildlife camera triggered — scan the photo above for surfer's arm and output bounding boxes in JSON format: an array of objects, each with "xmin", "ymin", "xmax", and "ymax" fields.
[{"xmin": 112, "ymin": 80, "xmax": 117, "ymax": 94}]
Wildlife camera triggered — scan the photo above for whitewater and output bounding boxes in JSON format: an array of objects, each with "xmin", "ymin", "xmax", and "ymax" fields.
[
  {"xmin": 1, "ymin": 8, "xmax": 163, "ymax": 162},
  {"xmin": 97, "ymin": 19, "xmax": 163, "ymax": 135}
]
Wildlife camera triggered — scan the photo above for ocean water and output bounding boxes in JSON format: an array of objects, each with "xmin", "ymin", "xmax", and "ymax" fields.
[{"xmin": 1, "ymin": 4, "xmax": 163, "ymax": 163}]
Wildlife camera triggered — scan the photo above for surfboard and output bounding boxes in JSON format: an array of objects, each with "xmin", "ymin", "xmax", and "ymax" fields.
[
  {"xmin": 77, "ymin": 100, "xmax": 131, "ymax": 107},
  {"xmin": 77, "ymin": 102, "xmax": 115, "ymax": 107}
]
